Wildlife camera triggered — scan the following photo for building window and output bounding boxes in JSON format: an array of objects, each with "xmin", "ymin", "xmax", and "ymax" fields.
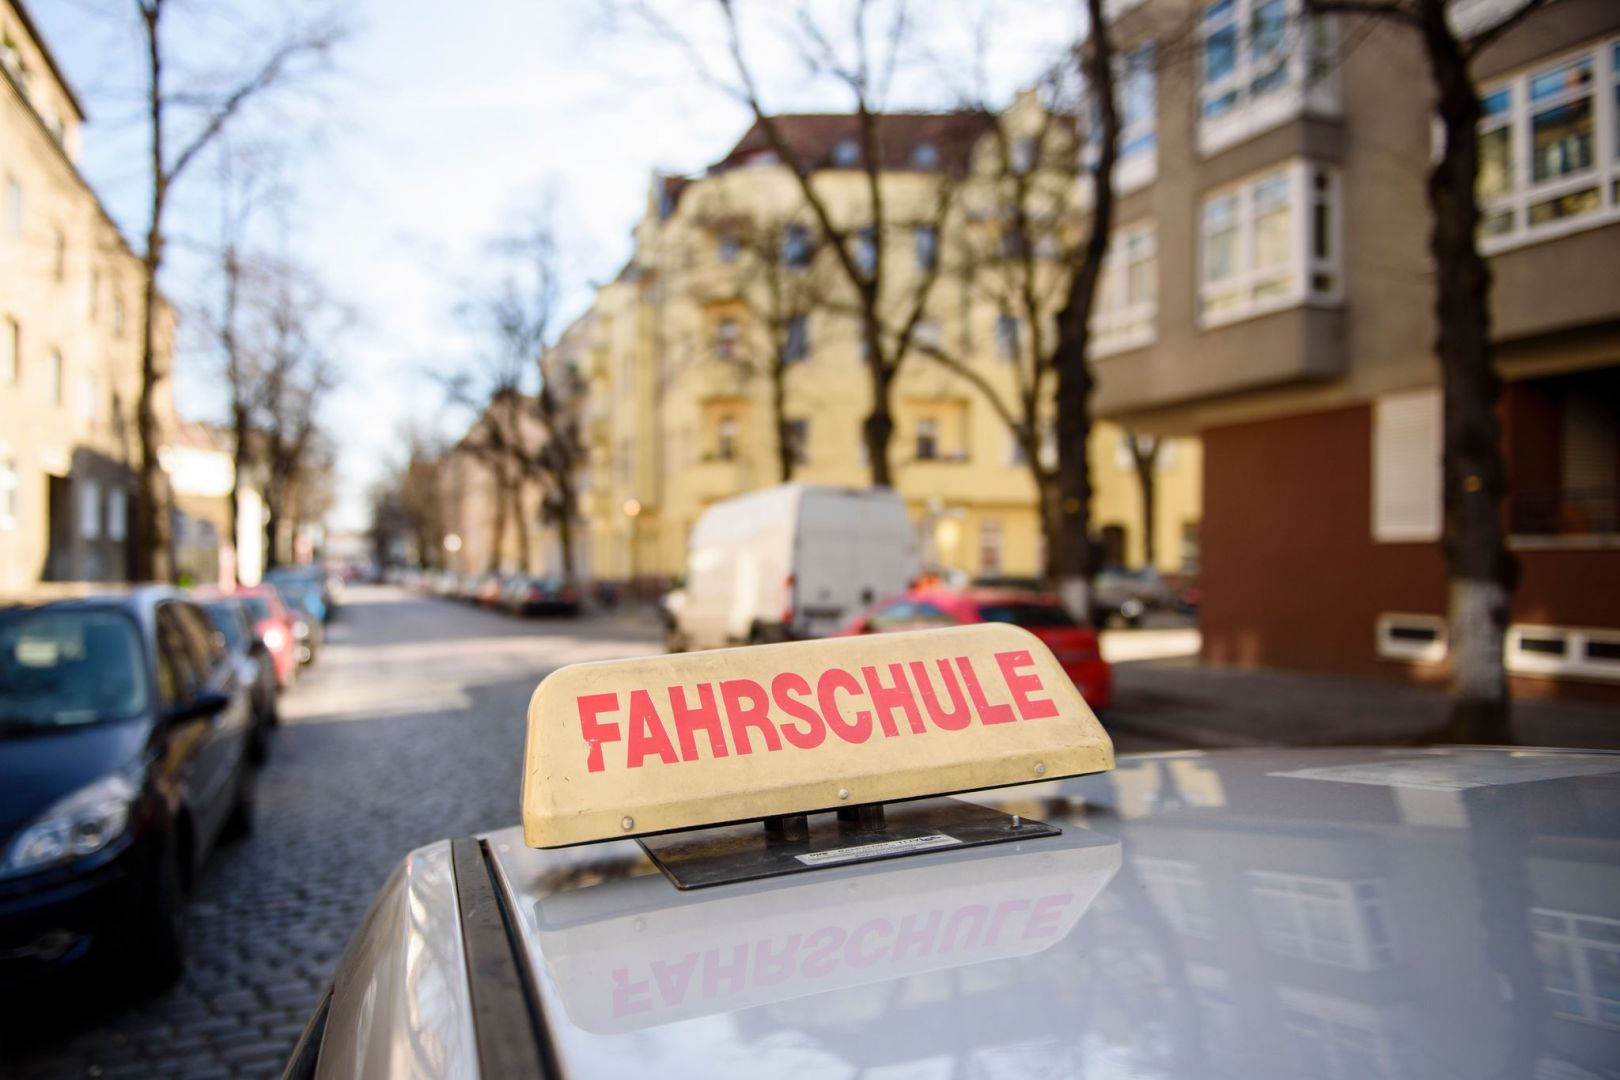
[
  {"xmin": 1477, "ymin": 38, "xmax": 1620, "ymax": 249},
  {"xmin": 112, "ymin": 294, "xmax": 125, "ymax": 337},
  {"xmin": 79, "ymin": 479, "xmax": 102, "ymax": 540},
  {"xmin": 785, "ymin": 418, "xmax": 809, "ymax": 466},
  {"xmin": 106, "ymin": 487, "xmax": 127, "ymax": 542},
  {"xmin": 1375, "ymin": 613, "xmax": 1448, "ymax": 663},
  {"xmin": 716, "ymin": 416, "xmax": 738, "ymax": 461},
  {"xmin": 48, "ymin": 348, "xmax": 64, "ymax": 406},
  {"xmin": 916, "ymin": 418, "xmax": 940, "ymax": 461},
  {"xmin": 3, "ymin": 175, "xmax": 19, "ymax": 240},
  {"xmin": 855, "ymin": 227, "xmax": 877, "ymax": 274},
  {"xmin": 1532, "ymin": 908, "xmax": 1620, "ymax": 1027},
  {"xmin": 1198, "ymin": 160, "xmax": 1341, "ymax": 326},
  {"xmin": 914, "ymin": 225, "xmax": 938, "ymax": 271},
  {"xmin": 51, "ymin": 226, "xmax": 65, "ymax": 281},
  {"xmin": 1137, "ymin": 857, "xmax": 1216, "ymax": 938},
  {"xmin": 0, "ymin": 450, "xmax": 16, "ymax": 530},
  {"xmin": 911, "ymin": 142, "xmax": 939, "ymax": 170},
  {"xmin": 76, "ymin": 371, "xmax": 97, "ymax": 428},
  {"xmin": 1372, "ymin": 389, "xmax": 1442, "ymax": 543},
  {"xmin": 978, "ymin": 519, "xmax": 1004, "ymax": 574},
  {"xmin": 995, "ymin": 314, "xmax": 1020, "ymax": 361},
  {"xmin": 2, "ymin": 317, "xmax": 16, "ymax": 384},
  {"xmin": 832, "ymin": 138, "xmax": 861, "ymax": 167},
  {"xmin": 783, "ymin": 225, "xmax": 811, "ymax": 269},
  {"xmin": 1507, "ymin": 625, "xmax": 1620, "ymax": 683},
  {"xmin": 717, "ymin": 232, "xmax": 740, "ymax": 263},
  {"xmin": 1121, "ymin": 44, "xmax": 1158, "ymax": 159},
  {"xmin": 1010, "ymin": 135, "xmax": 1038, "ymax": 175},
  {"xmin": 714, "ymin": 317, "xmax": 741, "ymax": 360},
  {"xmin": 1507, "ymin": 368, "xmax": 1619, "ymax": 539},
  {"xmin": 1199, "ymin": 0, "xmax": 1334, "ymax": 155},
  {"xmin": 912, "ymin": 319, "xmax": 943, "ymax": 352},
  {"xmin": 1093, "ymin": 222, "xmax": 1157, "ymax": 355},
  {"xmin": 783, "ymin": 316, "xmax": 809, "ymax": 363},
  {"xmin": 1250, "ymin": 872, "xmax": 1398, "ymax": 970}
]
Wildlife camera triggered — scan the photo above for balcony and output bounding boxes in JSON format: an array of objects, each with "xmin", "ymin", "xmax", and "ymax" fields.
[
  {"xmin": 1093, "ymin": 304, "xmax": 1345, "ymax": 418},
  {"xmin": 1511, "ymin": 486, "xmax": 1620, "ymax": 542}
]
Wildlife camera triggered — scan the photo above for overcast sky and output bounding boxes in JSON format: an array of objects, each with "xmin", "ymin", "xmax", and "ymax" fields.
[{"xmin": 33, "ymin": 0, "xmax": 1078, "ymax": 531}]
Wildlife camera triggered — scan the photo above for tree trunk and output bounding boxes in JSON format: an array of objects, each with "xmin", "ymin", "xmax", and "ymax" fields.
[
  {"xmin": 262, "ymin": 477, "xmax": 281, "ymax": 572},
  {"xmin": 488, "ymin": 462, "xmax": 509, "ymax": 575},
  {"xmin": 1127, "ymin": 432, "xmax": 1160, "ymax": 569},
  {"xmin": 230, "ymin": 400, "xmax": 250, "ymax": 583},
  {"xmin": 510, "ymin": 476, "xmax": 532, "ymax": 575},
  {"xmin": 861, "ymin": 303, "xmax": 895, "ymax": 487},
  {"xmin": 1052, "ymin": 0, "xmax": 1119, "ymax": 621},
  {"xmin": 556, "ymin": 475, "xmax": 577, "ymax": 585},
  {"xmin": 1419, "ymin": 0, "xmax": 1517, "ymax": 744},
  {"xmin": 133, "ymin": 2, "xmax": 169, "ymax": 583},
  {"xmin": 773, "ymin": 356, "xmax": 794, "ymax": 483}
]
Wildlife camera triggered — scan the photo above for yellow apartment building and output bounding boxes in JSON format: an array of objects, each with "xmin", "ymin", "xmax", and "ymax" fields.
[
  {"xmin": 1, "ymin": 0, "xmax": 175, "ymax": 593},
  {"xmin": 579, "ymin": 108, "xmax": 1202, "ymax": 588}
]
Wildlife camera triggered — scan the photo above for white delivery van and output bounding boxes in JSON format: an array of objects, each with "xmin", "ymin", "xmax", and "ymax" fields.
[{"xmin": 663, "ymin": 484, "xmax": 919, "ymax": 651}]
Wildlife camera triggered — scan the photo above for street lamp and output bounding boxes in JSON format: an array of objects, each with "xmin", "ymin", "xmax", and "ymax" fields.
[{"xmin": 444, "ymin": 533, "xmax": 463, "ymax": 553}]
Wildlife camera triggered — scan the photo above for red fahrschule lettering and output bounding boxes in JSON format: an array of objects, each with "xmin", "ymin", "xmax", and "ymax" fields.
[{"xmin": 573, "ymin": 649, "xmax": 1060, "ymax": 773}]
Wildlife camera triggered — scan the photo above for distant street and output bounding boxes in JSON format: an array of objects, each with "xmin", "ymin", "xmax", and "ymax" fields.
[{"xmin": 0, "ymin": 586, "xmax": 1178, "ymax": 1078}]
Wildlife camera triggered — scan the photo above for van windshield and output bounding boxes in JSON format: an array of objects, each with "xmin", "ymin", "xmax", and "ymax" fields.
[{"xmin": 0, "ymin": 609, "xmax": 149, "ymax": 732}]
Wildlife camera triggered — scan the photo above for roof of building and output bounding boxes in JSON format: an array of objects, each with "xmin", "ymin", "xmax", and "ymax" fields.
[
  {"xmin": 6, "ymin": 0, "xmax": 87, "ymax": 121},
  {"xmin": 711, "ymin": 110, "xmax": 996, "ymax": 176}
]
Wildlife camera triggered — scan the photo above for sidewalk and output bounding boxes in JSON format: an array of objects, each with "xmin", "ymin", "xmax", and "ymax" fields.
[{"xmin": 1106, "ymin": 656, "xmax": 1620, "ymax": 751}]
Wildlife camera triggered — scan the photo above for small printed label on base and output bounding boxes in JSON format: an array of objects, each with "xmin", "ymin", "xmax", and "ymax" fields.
[{"xmin": 795, "ymin": 833, "xmax": 960, "ymax": 867}]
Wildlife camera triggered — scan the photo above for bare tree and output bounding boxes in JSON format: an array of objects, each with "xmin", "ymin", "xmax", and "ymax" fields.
[
  {"xmin": 1302, "ymin": 0, "xmax": 1546, "ymax": 742},
  {"xmin": 130, "ymin": 0, "xmax": 342, "ymax": 580},
  {"xmin": 224, "ymin": 256, "xmax": 345, "ymax": 570},
  {"xmin": 622, "ymin": 0, "xmax": 984, "ymax": 486},
  {"xmin": 906, "ymin": 6, "xmax": 1118, "ymax": 613}
]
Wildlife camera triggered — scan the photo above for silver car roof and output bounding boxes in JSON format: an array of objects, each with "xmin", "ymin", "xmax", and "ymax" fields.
[{"xmin": 480, "ymin": 745, "xmax": 1620, "ymax": 1079}]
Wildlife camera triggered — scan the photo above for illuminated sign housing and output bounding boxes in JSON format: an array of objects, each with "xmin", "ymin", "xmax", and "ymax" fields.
[{"xmin": 521, "ymin": 623, "xmax": 1114, "ymax": 848}]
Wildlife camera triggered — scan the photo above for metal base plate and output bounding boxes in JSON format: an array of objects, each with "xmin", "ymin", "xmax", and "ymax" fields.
[{"xmin": 638, "ymin": 797, "xmax": 1061, "ymax": 890}]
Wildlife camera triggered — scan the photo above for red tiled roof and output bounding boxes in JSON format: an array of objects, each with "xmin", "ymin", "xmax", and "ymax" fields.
[{"xmin": 712, "ymin": 111, "xmax": 995, "ymax": 175}]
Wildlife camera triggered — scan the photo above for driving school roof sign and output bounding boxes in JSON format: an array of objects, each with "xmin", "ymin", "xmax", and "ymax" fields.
[{"xmin": 521, "ymin": 623, "xmax": 1114, "ymax": 848}]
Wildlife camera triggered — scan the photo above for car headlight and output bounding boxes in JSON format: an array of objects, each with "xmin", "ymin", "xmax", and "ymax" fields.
[
  {"xmin": 1, "ymin": 773, "xmax": 137, "ymax": 879},
  {"xmin": 262, "ymin": 626, "xmax": 287, "ymax": 650},
  {"xmin": 292, "ymin": 620, "xmax": 309, "ymax": 640}
]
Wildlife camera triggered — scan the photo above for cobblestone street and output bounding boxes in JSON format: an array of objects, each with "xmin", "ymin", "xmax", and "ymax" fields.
[{"xmin": 1, "ymin": 586, "xmax": 664, "ymax": 1079}]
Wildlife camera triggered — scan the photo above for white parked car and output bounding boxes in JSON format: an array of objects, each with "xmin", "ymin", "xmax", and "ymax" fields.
[{"xmin": 662, "ymin": 483, "xmax": 918, "ymax": 651}]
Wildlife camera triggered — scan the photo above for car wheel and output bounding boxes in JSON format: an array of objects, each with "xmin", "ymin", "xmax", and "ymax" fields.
[
  {"xmin": 249, "ymin": 716, "xmax": 270, "ymax": 765},
  {"xmin": 129, "ymin": 837, "xmax": 187, "ymax": 993},
  {"xmin": 223, "ymin": 763, "xmax": 256, "ymax": 842}
]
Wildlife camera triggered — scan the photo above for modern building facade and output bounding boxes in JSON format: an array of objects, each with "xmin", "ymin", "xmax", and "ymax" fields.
[
  {"xmin": 1092, "ymin": 0, "xmax": 1620, "ymax": 698},
  {"xmin": 579, "ymin": 110, "xmax": 1204, "ymax": 589},
  {"xmin": 0, "ymin": 0, "xmax": 175, "ymax": 594}
]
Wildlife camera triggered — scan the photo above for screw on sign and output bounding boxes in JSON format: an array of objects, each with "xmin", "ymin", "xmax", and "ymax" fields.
[{"xmin": 520, "ymin": 623, "xmax": 1113, "ymax": 848}]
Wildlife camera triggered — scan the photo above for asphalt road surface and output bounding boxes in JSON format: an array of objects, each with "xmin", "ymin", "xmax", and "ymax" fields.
[{"xmin": 1, "ymin": 586, "xmax": 1167, "ymax": 1078}]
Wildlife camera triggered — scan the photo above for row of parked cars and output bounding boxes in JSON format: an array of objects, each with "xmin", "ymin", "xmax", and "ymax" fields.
[
  {"xmin": 0, "ymin": 565, "xmax": 338, "ymax": 997},
  {"xmin": 394, "ymin": 568, "xmax": 582, "ymax": 617}
]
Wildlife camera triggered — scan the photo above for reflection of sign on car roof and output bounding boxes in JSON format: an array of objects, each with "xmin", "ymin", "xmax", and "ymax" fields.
[
  {"xmin": 522, "ymin": 623, "xmax": 1114, "ymax": 848},
  {"xmin": 530, "ymin": 828, "xmax": 1121, "ymax": 1034},
  {"xmin": 1272, "ymin": 751, "xmax": 1620, "ymax": 791}
]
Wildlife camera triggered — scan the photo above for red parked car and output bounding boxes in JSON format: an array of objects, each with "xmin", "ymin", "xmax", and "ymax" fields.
[
  {"xmin": 843, "ymin": 585, "xmax": 1112, "ymax": 710},
  {"xmin": 209, "ymin": 585, "xmax": 300, "ymax": 688}
]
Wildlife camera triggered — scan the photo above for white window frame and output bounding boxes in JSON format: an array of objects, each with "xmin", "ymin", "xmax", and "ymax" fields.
[
  {"xmin": 78, "ymin": 478, "xmax": 101, "ymax": 540},
  {"xmin": 915, "ymin": 417, "xmax": 940, "ymax": 461},
  {"xmin": 1477, "ymin": 36, "xmax": 1620, "ymax": 254},
  {"xmin": 1119, "ymin": 42, "xmax": 1159, "ymax": 192},
  {"xmin": 1198, "ymin": 160, "xmax": 1342, "ymax": 328},
  {"xmin": 995, "ymin": 314, "xmax": 1020, "ymax": 361},
  {"xmin": 1093, "ymin": 221, "xmax": 1158, "ymax": 356},
  {"xmin": 1198, "ymin": 0, "xmax": 1338, "ymax": 157},
  {"xmin": 106, "ymin": 487, "xmax": 127, "ymax": 542},
  {"xmin": 1375, "ymin": 613, "xmax": 1448, "ymax": 663},
  {"xmin": 1249, "ymin": 871, "xmax": 1398, "ymax": 971},
  {"xmin": 783, "ymin": 315, "xmax": 810, "ymax": 363},
  {"xmin": 0, "ymin": 447, "xmax": 17, "ymax": 531},
  {"xmin": 1507, "ymin": 624, "xmax": 1620, "ymax": 683},
  {"xmin": 1531, "ymin": 908, "xmax": 1620, "ymax": 1028},
  {"xmin": 1, "ymin": 316, "xmax": 17, "ymax": 384}
]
